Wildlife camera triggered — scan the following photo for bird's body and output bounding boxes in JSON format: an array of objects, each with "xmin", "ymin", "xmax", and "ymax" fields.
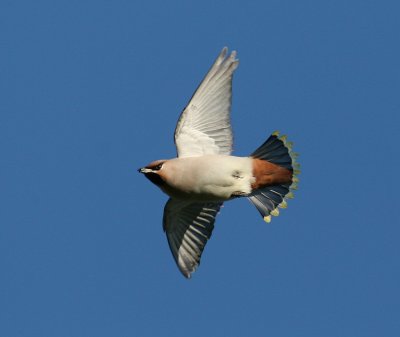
[
  {"xmin": 139, "ymin": 47, "xmax": 300, "ymax": 278},
  {"xmin": 158, "ymin": 155, "xmax": 254, "ymax": 201}
]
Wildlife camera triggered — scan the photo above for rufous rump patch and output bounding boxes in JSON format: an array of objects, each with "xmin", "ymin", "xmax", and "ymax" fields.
[{"xmin": 251, "ymin": 158, "xmax": 293, "ymax": 189}]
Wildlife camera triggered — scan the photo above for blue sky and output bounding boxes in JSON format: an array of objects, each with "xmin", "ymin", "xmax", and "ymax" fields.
[{"xmin": 1, "ymin": 0, "xmax": 399, "ymax": 336}]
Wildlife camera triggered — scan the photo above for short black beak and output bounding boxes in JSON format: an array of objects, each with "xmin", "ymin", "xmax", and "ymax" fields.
[{"xmin": 138, "ymin": 168, "xmax": 144, "ymax": 173}]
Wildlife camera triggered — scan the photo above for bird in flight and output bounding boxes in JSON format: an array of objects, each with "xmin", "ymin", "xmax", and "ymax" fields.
[{"xmin": 139, "ymin": 47, "xmax": 299, "ymax": 278}]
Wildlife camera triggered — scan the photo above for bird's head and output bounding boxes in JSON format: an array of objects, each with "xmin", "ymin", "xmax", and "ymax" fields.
[{"xmin": 138, "ymin": 159, "xmax": 167, "ymax": 186}]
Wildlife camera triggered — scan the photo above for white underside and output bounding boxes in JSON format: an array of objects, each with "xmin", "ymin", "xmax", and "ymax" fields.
[{"xmin": 161, "ymin": 155, "xmax": 254, "ymax": 201}]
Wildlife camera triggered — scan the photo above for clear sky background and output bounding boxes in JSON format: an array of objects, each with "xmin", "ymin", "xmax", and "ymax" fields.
[{"xmin": 1, "ymin": 1, "xmax": 399, "ymax": 336}]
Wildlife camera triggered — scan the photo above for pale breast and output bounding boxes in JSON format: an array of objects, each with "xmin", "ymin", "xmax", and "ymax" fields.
[{"xmin": 160, "ymin": 155, "xmax": 254, "ymax": 201}]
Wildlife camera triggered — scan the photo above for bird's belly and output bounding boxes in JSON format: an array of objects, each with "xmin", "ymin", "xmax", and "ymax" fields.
[
  {"xmin": 161, "ymin": 185, "xmax": 230, "ymax": 201},
  {"xmin": 162, "ymin": 156, "xmax": 254, "ymax": 201}
]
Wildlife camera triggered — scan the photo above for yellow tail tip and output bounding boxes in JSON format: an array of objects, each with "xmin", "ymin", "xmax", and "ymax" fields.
[
  {"xmin": 279, "ymin": 200, "xmax": 288, "ymax": 209},
  {"xmin": 270, "ymin": 208, "xmax": 280, "ymax": 216},
  {"xmin": 264, "ymin": 215, "xmax": 272, "ymax": 223}
]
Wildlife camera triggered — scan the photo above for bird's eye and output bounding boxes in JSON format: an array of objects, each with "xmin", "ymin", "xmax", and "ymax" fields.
[{"xmin": 154, "ymin": 163, "xmax": 163, "ymax": 171}]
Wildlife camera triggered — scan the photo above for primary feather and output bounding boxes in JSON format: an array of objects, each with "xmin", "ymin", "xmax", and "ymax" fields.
[{"xmin": 174, "ymin": 47, "xmax": 239, "ymax": 158}]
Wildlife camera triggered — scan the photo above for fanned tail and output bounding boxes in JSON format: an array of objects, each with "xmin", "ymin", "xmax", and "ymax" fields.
[{"xmin": 248, "ymin": 131, "xmax": 299, "ymax": 223}]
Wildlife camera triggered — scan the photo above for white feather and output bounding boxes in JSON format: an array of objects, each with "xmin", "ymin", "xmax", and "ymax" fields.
[
  {"xmin": 161, "ymin": 155, "xmax": 254, "ymax": 201},
  {"xmin": 174, "ymin": 47, "xmax": 239, "ymax": 158}
]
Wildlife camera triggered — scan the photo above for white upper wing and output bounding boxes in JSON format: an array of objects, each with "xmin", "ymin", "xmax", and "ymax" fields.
[
  {"xmin": 163, "ymin": 198, "xmax": 222, "ymax": 278},
  {"xmin": 174, "ymin": 47, "xmax": 239, "ymax": 158}
]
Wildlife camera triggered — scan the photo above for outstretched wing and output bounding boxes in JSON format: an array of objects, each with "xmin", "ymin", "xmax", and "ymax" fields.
[
  {"xmin": 174, "ymin": 47, "xmax": 239, "ymax": 158},
  {"xmin": 163, "ymin": 198, "xmax": 222, "ymax": 278}
]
